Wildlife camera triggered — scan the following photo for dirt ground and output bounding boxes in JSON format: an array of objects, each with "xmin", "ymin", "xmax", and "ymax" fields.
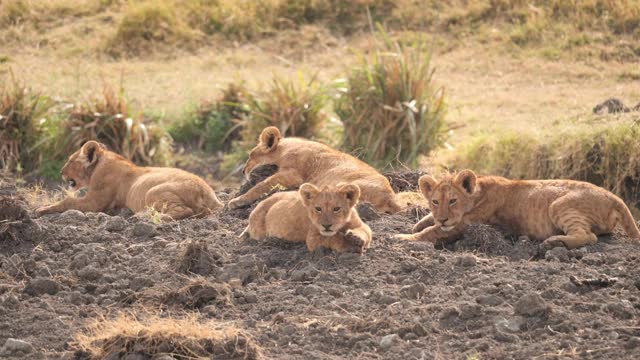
[{"xmin": 1, "ymin": 175, "xmax": 640, "ymax": 359}]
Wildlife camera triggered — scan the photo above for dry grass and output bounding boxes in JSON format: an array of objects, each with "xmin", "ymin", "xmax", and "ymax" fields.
[
  {"xmin": 73, "ymin": 313, "xmax": 261, "ymax": 359},
  {"xmin": 61, "ymin": 85, "xmax": 172, "ymax": 166},
  {"xmin": 16, "ymin": 182, "xmax": 71, "ymax": 209},
  {"xmin": 2, "ymin": 0, "xmax": 638, "ymax": 58}
]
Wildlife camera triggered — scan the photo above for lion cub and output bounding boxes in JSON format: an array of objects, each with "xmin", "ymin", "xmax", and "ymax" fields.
[
  {"xmin": 228, "ymin": 126, "xmax": 401, "ymax": 214},
  {"xmin": 244, "ymin": 183, "xmax": 372, "ymax": 253},
  {"xmin": 36, "ymin": 141, "xmax": 223, "ymax": 220},
  {"xmin": 393, "ymin": 170, "xmax": 640, "ymax": 249}
]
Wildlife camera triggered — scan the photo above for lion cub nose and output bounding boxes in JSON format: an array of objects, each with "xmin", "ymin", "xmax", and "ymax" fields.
[{"xmin": 322, "ymin": 224, "xmax": 332, "ymax": 231}]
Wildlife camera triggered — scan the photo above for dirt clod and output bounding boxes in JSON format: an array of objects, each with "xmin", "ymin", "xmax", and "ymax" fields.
[
  {"xmin": 379, "ymin": 334, "xmax": 399, "ymax": 350},
  {"xmin": 24, "ymin": 277, "xmax": 61, "ymax": 296},
  {"xmin": 163, "ymin": 280, "xmax": 232, "ymax": 309},
  {"xmin": 514, "ymin": 292, "xmax": 550, "ymax": 318},
  {"xmin": 59, "ymin": 210, "xmax": 88, "ymax": 223},
  {"xmin": 104, "ymin": 216, "xmax": 127, "ymax": 232},
  {"xmin": 177, "ymin": 239, "xmax": 221, "ymax": 276},
  {"xmin": 0, "ymin": 338, "xmax": 34, "ymax": 357},
  {"xmin": 356, "ymin": 202, "xmax": 380, "ymax": 222},
  {"xmin": 132, "ymin": 222, "xmax": 156, "ymax": 238},
  {"xmin": 456, "ymin": 254, "xmax": 477, "ymax": 267}
]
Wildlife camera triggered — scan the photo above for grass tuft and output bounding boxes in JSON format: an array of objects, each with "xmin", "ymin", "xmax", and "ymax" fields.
[
  {"xmin": 0, "ymin": 75, "xmax": 54, "ymax": 174},
  {"xmin": 61, "ymin": 85, "xmax": 172, "ymax": 166},
  {"xmin": 170, "ymin": 82, "xmax": 248, "ymax": 153},
  {"xmin": 336, "ymin": 29, "xmax": 447, "ymax": 169},
  {"xmin": 73, "ymin": 313, "xmax": 261, "ymax": 359}
]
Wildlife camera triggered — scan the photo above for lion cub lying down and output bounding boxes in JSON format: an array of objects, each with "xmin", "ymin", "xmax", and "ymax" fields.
[
  {"xmin": 394, "ymin": 170, "xmax": 640, "ymax": 249},
  {"xmin": 36, "ymin": 141, "xmax": 223, "ymax": 220},
  {"xmin": 244, "ymin": 183, "xmax": 372, "ymax": 253},
  {"xmin": 228, "ymin": 126, "xmax": 401, "ymax": 214}
]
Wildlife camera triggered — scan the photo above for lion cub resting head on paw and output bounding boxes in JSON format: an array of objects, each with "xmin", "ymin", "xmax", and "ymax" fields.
[
  {"xmin": 228, "ymin": 126, "xmax": 401, "ymax": 214},
  {"xmin": 393, "ymin": 169, "xmax": 640, "ymax": 250},
  {"xmin": 35, "ymin": 141, "xmax": 223, "ymax": 220},
  {"xmin": 244, "ymin": 183, "xmax": 372, "ymax": 254}
]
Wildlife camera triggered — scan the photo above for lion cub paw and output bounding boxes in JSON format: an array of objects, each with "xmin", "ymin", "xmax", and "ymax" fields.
[
  {"xmin": 344, "ymin": 230, "xmax": 367, "ymax": 254},
  {"xmin": 227, "ymin": 197, "xmax": 249, "ymax": 210},
  {"xmin": 541, "ymin": 237, "xmax": 567, "ymax": 251},
  {"xmin": 392, "ymin": 233, "xmax": 417, "ymax": 241},
  {"xmin": 35, "ymin": 205, "xmax": 55, "ymax": 217}
]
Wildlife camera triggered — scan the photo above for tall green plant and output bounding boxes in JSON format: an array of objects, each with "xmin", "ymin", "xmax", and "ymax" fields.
[
  {"xmin": 0, "ymin": 76, "xmax": 54, "ymax": 174},
  {"xmin": 61, "ymin": 86, "xmax": 171, "ymax": 166},
  {"xmin": 335, "ymin": 29, "xmax": 447, "ymax": 168},
  {"xmin": 170, "ymin": 82, "xmax": 248, "ymax": 153}
]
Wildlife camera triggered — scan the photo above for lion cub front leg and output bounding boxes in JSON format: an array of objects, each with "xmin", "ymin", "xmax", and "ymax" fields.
[
  {"xmin": 343, "ymin": 224, "xmax": 372, "ymax": 254},
  {"xmin": 412, "ymin": 213, "xmax": 435, "ymax": 233},
  {"xmin": 393, "ymin": 223, "xmax": 463, "ymax": 243},
  {"xmin": 228, "ymin": 170, "xmax": 303, "ymax": 209},
  {"xmin": 306, "ymin": 225, "xmax": 372, "ymax": 254},
  {"xmin": 35, "ymin": 191, "xmax": 111, "ymax": 216}
]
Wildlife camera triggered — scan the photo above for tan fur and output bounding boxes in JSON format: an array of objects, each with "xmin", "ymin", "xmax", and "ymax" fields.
[
  {"xmin": 244, "ymin": 183, "xmax": 372, "ymax": 253},
  {"xmin": 393, "ymin": 169, "xmax": 640, "ymax": 249},
  {"xmin": 35, "ymin": 141, "xmax": 223, "ymax": 220},
  {"xmin": 228, "ymin": 127, "xmax": 401, "ymax": 213}
]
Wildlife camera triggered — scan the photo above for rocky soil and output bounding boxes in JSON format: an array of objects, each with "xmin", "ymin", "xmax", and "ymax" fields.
[{"xmin": 1, "ymin": 177, "xmax": 639, "ymax": 359}]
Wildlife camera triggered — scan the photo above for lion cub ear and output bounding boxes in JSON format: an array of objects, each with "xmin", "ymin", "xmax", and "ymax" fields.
[
  {"xmin": 454, "ymin": 169, "xmax": 477, "ymax": 194},
  {"xmin": 337, "ymin": 184, "xmax": 360, "ymax": 208},
  {"xmin": 259, "ymin": 126, "xmax": 282, "ymax": 152},
  {"xmin": 418, "ymin": 175, "xmax": 437, "ymax": 199},
  {"xmin": 81, "ymin": 141, "xmax": 105, "ymax": 167},
  {"xmin": 299, "ymin": 183, "xmax": 319, "ymax": 207}
]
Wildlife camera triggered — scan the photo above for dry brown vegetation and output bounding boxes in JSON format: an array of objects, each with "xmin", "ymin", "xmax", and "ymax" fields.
[{"xmin": 73, "ymin": 313, "xmax": 261, "ymax": 359}]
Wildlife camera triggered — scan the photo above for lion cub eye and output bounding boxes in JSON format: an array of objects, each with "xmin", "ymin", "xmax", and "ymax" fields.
[
  {"xmin": 431, "ymin": 200, "xmax": 439, "ymax": 206},
  {"xmin": 315, "ymin": 207, "xmax": 322, "ymax": 213},
  {"xmin": 449, "ymin": 199, "xmax": 457, "ymax": 205},
  {"xmin": 333, "ymin": 207, "xmax": 341, "ymax": 212}
]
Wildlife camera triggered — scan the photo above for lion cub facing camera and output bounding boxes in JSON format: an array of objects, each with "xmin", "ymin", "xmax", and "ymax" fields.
[{"xmin": 244, "ymin": 183, "xmax": 372, "ymax": 253}]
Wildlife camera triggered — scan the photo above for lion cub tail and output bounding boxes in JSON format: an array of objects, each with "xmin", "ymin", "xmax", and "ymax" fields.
[{"xmin": 614, "ymin": 198, "xmax": 640, "ymax": 241}]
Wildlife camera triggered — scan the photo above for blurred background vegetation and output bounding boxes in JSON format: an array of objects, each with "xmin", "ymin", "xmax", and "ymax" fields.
[{"xmin": 1, "ymin": 0, "xmax": 639, "ymax": 205}]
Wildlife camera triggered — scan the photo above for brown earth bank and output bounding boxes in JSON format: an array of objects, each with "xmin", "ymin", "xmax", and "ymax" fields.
[{"xmin": 1, "ymin": 175, "xmax": 640, "ymax": 359}]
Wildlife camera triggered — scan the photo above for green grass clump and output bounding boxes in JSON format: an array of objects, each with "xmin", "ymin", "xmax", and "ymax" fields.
[
  {"xmin": 0, "ymin": 76, "xmax": 54, "ymax": 174},
  {"xmin": 335, "ymin": 30, "xmax": 447, "ymax": 169},
  {"xmin": 450, "ymin": 114, "xmax": 640, "ymax": 208},
  {"xmin": 61, "ymin": 86, "xmax": 171, "ymax": 166},
  {"xmin": 170, "ymin": 82, "xmax": 248, "ymax": 153}
]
